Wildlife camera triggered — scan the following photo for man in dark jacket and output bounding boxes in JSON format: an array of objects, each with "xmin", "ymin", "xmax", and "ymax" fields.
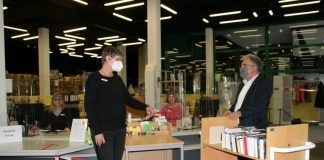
[{"xmin": 224, "ymin": 54, "xmax": 272, "ymax": 129}]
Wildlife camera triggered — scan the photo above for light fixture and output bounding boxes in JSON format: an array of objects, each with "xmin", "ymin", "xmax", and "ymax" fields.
[
  {"xmin": 67, "ymin": 47, "xmax": 75, "ymax": 51},
  {"xmin": 240, "ymin": 34, "xmax": 262, "ymax": 38},
  {"xmin": 104, "ymin": 42, "xmax": 112, "ymax": 46},
  {"xmin": 84, "ymin": 52, "xmax": 98, "ymax": 56},
  {"xmin": 292, "ymin": 29, "xmax": 317, "ymax": 34},
  {"xmin": 97, "ymin": 36, "xmax": 119, "ymax": 41},
  {"xmin": 113, "ymin": 13, "xmax": 132, "ymax": 21},
  {"xmin": 209, "ymin": 11, "xmax": 241, "ymax": 17},
  {"xmin": 161, "ymin": 57, "xmax": 165, "ymax": 60},
  {"xmin": 279, "ymin": 0, "xmax": 300, "ymax": 4},
  {"xmin": 60, "ymin": 49, "xmax": 68, "ymax": 54},
  {"xmin": 289, "ymin": 23, "xmax": 317, "ymax": 28},
  {"xmin": 63, "ymin": 27, "xmax": 87, "ymax": 33},
  {"xmin": 23, "ymin": 36, "xmax": 39, "ymax": 41},
  {"xmin": 72, "ymin": 0, "xmax": 88, "ymax": 5},
  {"xmin": 64, "ymin": 34, "xmax": 85, "ymax": 40},
  {"xmin": 95, "ymin": 43, "xmax": 103, "ymax": 47},
  {"xmin": 3, "ymin": 6, "xmax": 8, "ymax": 10},
  {"xmin": 202, "ymin": 18, "xmax": 209, "ymax": 23},
  {"xmin": 114, "ymin": 2, "xmax": 144, "ymax": 10},
  {"xmin": 4, "ymin": 26, "xmax": 27, "ymax": 32},
  {"xmin": 281, "ymin": 1, "xmax": 320, "ymax": 8},
  {"xmin": 215, "ymin": 45, "xmax": 230, "ymax": 49},
  {"xmin": 294, "ymin": 37, "xmax": 316, "ymax": 41},
  {"xmin": 219, "ymin": 18, "xmax": 248, "ymax": 24},
  {"xmin": 104, "ymin": 0, "xmax": 134, "ymax": 6},
  {"xmin": 138, "ymin": 38, "xmax": 146, "ymax": 42},
  {"xmin": 284, "ymin": 10, "xmax": 319, "ymax": 17},
  {"xmin": 122, "ymin": 42, "xmax": 142, "ymax": 46},
  {"xmin": 233, "ymin": 29, "xmax": 258, "ymax": 33},
  {"xmin": 161, "ymin": 4, "xmax": 177, "ymax": 15},
  {"xmin": 58, "ymin": 42, "xmax": 76, "ymax": 46},
  {"xmin": 11, "ymin": 33, "xmax": 30, "ymax": 39},
  {"xmin": 55, "ymin": 36, "xmax": 76, "ymax": 41},
  {"xmin": 84, "ymin": 46, "xmax": 102, "ymax": 51},
  {"xmin": 268, "ymin": 10, "xmax": 274, "ymax": 16},
  {"xmin": 70, "ymin": 54, "xmax": 83, "ymax": 58},
  {"xmin": 195, "ymin": 43, "xmax": 202, "ymax": 48},
  {"xmin": 67, "ymin": 43, "xmax": 85, "ymax": 48},
  {"xmin": 253, "ymin": 12, "xmax": 258, "ymax": 18},
  {"xmin": 105, "ymin": 38, "xmax": 127, "ymax": 43},
  {"xmin": 227, "ymin": 41, "xmax": 233, "ymax": 45}
]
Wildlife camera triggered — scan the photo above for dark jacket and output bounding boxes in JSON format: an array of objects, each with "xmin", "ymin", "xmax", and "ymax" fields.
[{"xmin": 230, "ymin": 75, "xmax": 273, "ymax": 129}]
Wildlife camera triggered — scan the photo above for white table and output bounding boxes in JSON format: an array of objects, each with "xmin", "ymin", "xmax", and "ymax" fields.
[{"xmin": 0, "ymin": 132, "xmax": 92, "ymax": 159}]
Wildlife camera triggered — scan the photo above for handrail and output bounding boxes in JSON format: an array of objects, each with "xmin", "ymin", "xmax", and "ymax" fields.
[{"xmin": 270, "ymin": 142, "xmax": 315, "ymax": 160}]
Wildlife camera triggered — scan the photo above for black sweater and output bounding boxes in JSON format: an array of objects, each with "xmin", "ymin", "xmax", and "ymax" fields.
[
  {"xmin": 84, "ymin": 71, "xmax": 147, "ymax": 135},
  {"xmin": 42, "ymin": 108, "xmax": 72, "ymax": 131}
]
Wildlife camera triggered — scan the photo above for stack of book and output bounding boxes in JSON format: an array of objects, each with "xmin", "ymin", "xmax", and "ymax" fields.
[{"xmin": 219, "ymin": 127, "xmax": 267, "ymax": 160}]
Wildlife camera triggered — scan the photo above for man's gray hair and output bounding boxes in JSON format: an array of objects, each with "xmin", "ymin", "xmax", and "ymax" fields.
[{"xmin": 241, "ymin": 54, "xmax": 263, "ymax": 72}]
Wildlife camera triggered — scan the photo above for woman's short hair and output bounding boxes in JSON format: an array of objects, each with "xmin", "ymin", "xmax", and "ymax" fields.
[
  {"xmin": 241, "ymin": 54, "xmax": 263, "ymax": 72},
  {"xmin": 101, "ymin": 46, "xmax": 123, "ymax": 65}
]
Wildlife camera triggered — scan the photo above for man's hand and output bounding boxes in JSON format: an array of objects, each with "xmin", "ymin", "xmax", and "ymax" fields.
[
  {"xmin": 95, "ymin": 133, "xmax": 105, "ymax": 148},
  {"xmin": 225, "ymin": 111, "xmax": 241, "ymax": 120}
]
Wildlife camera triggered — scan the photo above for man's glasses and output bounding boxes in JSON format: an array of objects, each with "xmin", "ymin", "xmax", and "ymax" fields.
[{"xmin": 240, "ymin": 63, "xmax": 255, "ymax": 68}]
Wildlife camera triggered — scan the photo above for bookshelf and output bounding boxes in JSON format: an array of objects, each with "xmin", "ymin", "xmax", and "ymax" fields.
[{"xmin": 201, "ymin": 117, "xmax": 315, "ymax": 160}]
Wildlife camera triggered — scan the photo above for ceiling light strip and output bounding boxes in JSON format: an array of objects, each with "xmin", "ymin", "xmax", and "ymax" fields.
[
  {"xmin": 67, "ymin": 43, "xmax": 85, "ymax": 48},
  {"xmin": 64, "ymin": 34, "xmax": 85, "ymax": 40},
  {"xmin": 3, "ymin": 6, "xmax": 8, "ymax": 10},
  {"xmin": 253, "ymin": 12, "xmax": 258, "ymax": 18},
  {"xmin": 55, "ymin": 36, "xmax": 76, "ymax": 41},
  {"xmin": 104, "ymin": 42, "xmax": 112, "ymax": 46},
  {"xmin": 284, "ymin": 10, "xmax": 319, "ymax": 17},
  {"xmin": 97, "ymin": 36, "xmax": 119, "ymax": 41},
  {"xmin": 23, "ymin": 36, "xmax": 39, "ymax": 41},
  {"xmin": 210, "ymin": 11, "xmax": 241, "ymax": 17},
  {"xmin": 289, "ymin": 24, "xmax": 317, "ymax": 28},
  {"xmin": 105, "ymin": 38, "xmax": 127, "ymax": 42},
  {"xmin": 72, "ymin": 0, "xmax": 88, "ymax": 5},
  {"xmin": 104, "ymin": 0, "xmax": 134, "ymax": 6},
  {"xmin": 4, "ymin": 26, "xmax": 27, "ymax": 32},
  {"xmin": 240, "ymin": 34, "xmax": 262, "ymax": 38},
  {"xmin": 145, "ymin": 16, "xmax": 172, "ymax": 22},
  {"xmin": 138, "ymin": 38, "xmax": 146, "ymax": 42},
  {"xmin": 161, "ymin": 4, "xmax": 177, "ymax": 14},
  {"xmin": 122, "ymin": 42, "xmax": 142, "ymax": 46},
  {"xmin": 70, "ymin": 54, "xmax": 84, "ymax": 58},
  {"xmin": 233, "ymin": 29, "xmax": 258, "ymax": 33},
  {"xmin": 269, "ymin": 10, "xmax": 274, "ymax": 16},
  {"xmin": 11, "ymin": 33, "xmax": 30, "ymax": 39},
  {"xmin": 281, "ymin": 1, "xmax": 320, "ymax": 8},
  {"xmin": 95, "ymin": 43, "xmax": 103, "ymax": 47},
  {"xmin": 84, "ymin": 46, "xmax": 102, "ymax": 51},
  {"xmin": 279, "ymin": 0, "xmax": 300, "ymax": 3},
  {"xmin": 202, "ymin": 18, "xmax": 209, "ymax": 23},
  {"xmin": 58, "ymin": 42, "xmax": 76, "ymax": 46},
  {"xmin": 219, "ymin": 18, "xmax": 248, "ymax": 24},
  {"xmin": 113, "ymin": 13, "xmax": 132, "ymax": 21},
  {"xmin": 84, "ymin": 52, "xmax": 98, "ymax": 56},
  {"xmin": 63, "ymin": 27, "xmax": 87, "ymax": 33},
  {"xmin": 114, "ymin": 2, "xmax": 144, "ymax": 10}
]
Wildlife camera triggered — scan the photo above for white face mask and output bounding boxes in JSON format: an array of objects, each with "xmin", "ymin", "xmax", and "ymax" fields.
[{"xmin": 111, "ymin": 60, "xmax": 123, "ymax": 72}]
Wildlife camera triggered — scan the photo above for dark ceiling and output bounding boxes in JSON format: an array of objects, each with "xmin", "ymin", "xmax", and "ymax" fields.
[{"xmin": 3, "ymin": 0, "xmax": 324, "ymax": 75}]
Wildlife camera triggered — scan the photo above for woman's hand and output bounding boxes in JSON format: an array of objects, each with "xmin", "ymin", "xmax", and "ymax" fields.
[
  {"xmin": 146, "ymin": 106, "xmax": 155, "ymax": 115},
  {"xmin": 64, "ymin": 127, "xmax": 70, "ymax": 132},
  {"xmin": 95, "ymin": 133, "xmax": 105, "ymax": 148}
]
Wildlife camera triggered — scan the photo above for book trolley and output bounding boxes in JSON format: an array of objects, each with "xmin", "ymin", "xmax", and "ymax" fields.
[{"xmin": 201, "ymin": 117, "xmax": 316, "ymax": 160}]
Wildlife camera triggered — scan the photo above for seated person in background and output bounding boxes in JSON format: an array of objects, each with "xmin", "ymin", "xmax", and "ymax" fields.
[
  {"xmin": 160, "ymin": 92, "xmax": 182, "ymax": 126},
  {"xmin": 41, "ymin": 92, "xmax": 72, "ymax": 132}
]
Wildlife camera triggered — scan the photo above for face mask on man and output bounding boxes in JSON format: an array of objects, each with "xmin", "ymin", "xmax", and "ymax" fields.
[
  {"xmin": 112, "ymin": 60, "xmax": 123, "ymax": 72},
  {"xmin": 239, "ymin": 67, "xmax": 248, "ymax": 79}
]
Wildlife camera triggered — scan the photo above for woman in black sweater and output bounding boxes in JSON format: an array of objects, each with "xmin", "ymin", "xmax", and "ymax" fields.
[
  {"xmin": 84, "ymin": 46, "xmax": 154, "ymax": 160},
  {"xmin": 42, "ymin": 92, "xmax": 72, "ymax": 132}
]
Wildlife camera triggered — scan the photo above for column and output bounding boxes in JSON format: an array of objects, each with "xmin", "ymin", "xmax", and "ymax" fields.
[
  {"xmin": 38, "ymin": 28, "xmax": 50, "ymax": 96},
  {"xmin": 0, "ymin": 0, "xmax": 7, "ymax": 125},
  {"xmin": 205, "ymin": 28, "xmax": 214, "ymax": 94},
  {"xmin": 117, "ymin": 45, "xmax": 127, "ymax": 85},
  {"xmin": 138, "ymin": 43, "xmax": 147, "ymax": 84},
  {"xmin": 145, "ymin": 0, "xmax": 161, "ymax": 107}
]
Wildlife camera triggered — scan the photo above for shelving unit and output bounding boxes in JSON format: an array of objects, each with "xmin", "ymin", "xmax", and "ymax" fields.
[{"xmin": 201, "ymin": 117, "xmax": 315, "ymax": 160}]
